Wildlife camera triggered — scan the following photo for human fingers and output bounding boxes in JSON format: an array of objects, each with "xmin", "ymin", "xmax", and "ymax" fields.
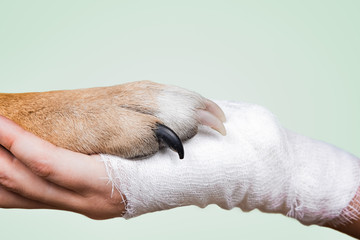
[
  {"xmin": 0, "ymin": 145, "xmax": 86, "ymax": 212},
  {"xmin": 0, "ymin": 146, "xmax": 125, "ymax": 219},
  {"xmin": 0, "ymin": 116, "xmax": 105, "ymax": 191},
  {"xmin": 0, "ymin": 186, "xmax": 54, "ymax": 209}
]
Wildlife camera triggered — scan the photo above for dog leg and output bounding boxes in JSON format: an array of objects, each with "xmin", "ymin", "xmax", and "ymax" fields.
[{"xmin": 0, "ymin": 81, "xmax": 225, "ymax": 158}]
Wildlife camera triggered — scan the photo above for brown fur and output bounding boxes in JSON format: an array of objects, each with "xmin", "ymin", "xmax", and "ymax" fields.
[{"xmin": 0, "ymin": 81, "xmax": 167, "ymax": 158}]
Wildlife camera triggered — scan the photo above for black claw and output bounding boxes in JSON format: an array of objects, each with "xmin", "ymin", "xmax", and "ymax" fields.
[{"xmin": 155, "ymin": 123, "xmax": 184, "ymax": 159}]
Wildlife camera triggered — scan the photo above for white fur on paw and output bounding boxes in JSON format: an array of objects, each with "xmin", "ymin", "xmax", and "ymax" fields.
[{"xmin": 155, "ymin": 85, "xmax": 206, "ymax": 139}]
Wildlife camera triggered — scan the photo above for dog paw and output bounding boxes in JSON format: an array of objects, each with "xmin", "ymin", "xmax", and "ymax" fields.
[
  {"xmin": 146, "ymin": 81, "xmax": 227, "ymax": 158},
  {"xmin": 6, "ymin": 81, "xmax": 226, "ymax": 159},
  {"xmin": 90, "ymin": 81, "xmax": 226, "ymax": 158}
]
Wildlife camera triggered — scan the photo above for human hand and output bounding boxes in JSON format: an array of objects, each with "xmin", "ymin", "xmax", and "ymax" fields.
[
  {"xmin": 1, "ymin": 100, "xmax": 360, "ymax": 240},
  {"xmin": 0, "ymin": 115, "xmax": 125, "ymax": 220},
  {"xmin": 101, "ymin": 100, "xmax": 360, "ymax": 229}
]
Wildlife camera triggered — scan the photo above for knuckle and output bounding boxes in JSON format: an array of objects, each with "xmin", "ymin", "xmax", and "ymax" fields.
[
  {"xmin": 81, "ymin": 195, "xmax": 124, "ymax": 220},
  {"xmin": 0, "ymin": 172, "xmax": 17, "ymax": 191},
  {"xmin": 31, "ymin": 160, "xmax": 52, "ymax": 177}
]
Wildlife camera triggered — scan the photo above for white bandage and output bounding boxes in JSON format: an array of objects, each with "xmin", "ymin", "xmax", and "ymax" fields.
[{"xmin": 101, "ymin": 101, "xmax": 360, "ymax": 226}]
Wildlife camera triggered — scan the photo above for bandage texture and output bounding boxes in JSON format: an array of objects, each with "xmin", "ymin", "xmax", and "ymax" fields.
[{"xmin": 101, "ymin": 101, "xmax": 360, "ymax": 226}]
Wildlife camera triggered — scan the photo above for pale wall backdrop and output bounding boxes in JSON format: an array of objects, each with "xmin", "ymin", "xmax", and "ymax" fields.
[{"xmin": 0, "ymin": 1, "xmax": 359, "ymax": 239}]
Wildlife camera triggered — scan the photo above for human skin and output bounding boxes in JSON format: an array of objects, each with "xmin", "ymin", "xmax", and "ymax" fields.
[
  {"xmin": 0, "ymin": 115, "xmax": 359, "ymax": 238},
  {"xmin": 0, "ymin": 115, "xmax": 125, "ymax": 220},
  {"xmin": 326, "ymin": 200, "xmax": 360, "ymax": 239}
]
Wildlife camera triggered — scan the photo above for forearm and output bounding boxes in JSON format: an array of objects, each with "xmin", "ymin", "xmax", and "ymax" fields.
[{"xmin": 285, "ymin": 129, "xmax": 360, "ymax": 226}]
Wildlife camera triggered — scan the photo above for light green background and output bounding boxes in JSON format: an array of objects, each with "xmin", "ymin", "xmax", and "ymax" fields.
[{"xmin": 0, "ymin": 1, "xmax": 359, "ymax": 239}]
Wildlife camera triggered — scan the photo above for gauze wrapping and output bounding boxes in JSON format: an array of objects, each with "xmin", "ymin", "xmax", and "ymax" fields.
[{"xmin": 101, "ymin": 101, "xmax": 360, "ymax": 226}]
